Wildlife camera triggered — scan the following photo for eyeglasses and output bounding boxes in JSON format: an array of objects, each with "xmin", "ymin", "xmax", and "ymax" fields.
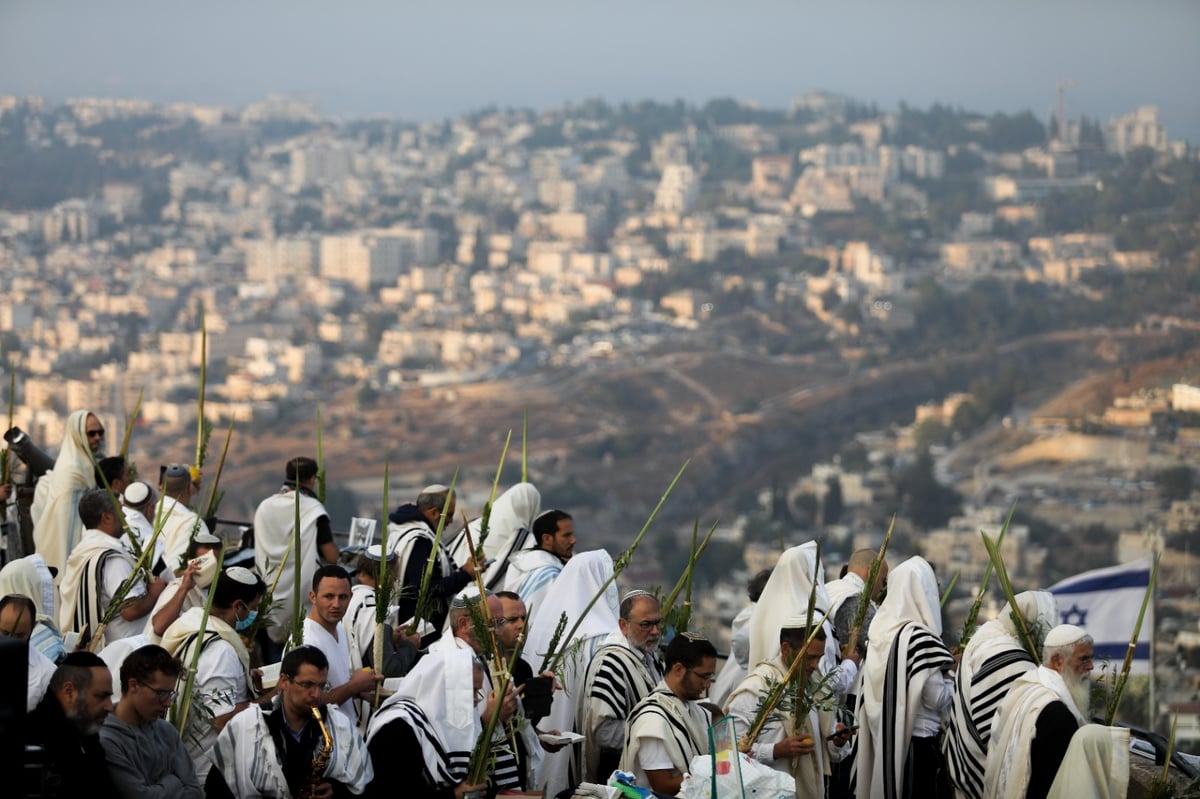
[
  {"xmin": 139, "ymin": 684, "xmax": 178, "ymax": 704},
  {"xmin": 631, "ymin": 618, "xmax": 664, "ymax": 631},
  {"xmin": 86, "ymin": 428, "xmax": 105, "ymax": 438},
  {"xmin": 292, "ymin": 680, "xmax": 332, "ymax": 694},
  {"xmin": 687, "ymin": 669, "xmax": 716, "ymax": 683}
]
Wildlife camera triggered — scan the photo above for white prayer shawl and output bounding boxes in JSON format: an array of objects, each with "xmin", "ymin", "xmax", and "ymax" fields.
[
  {"xmin": 855, "ymin": 556, "xmax": 952, "ymax": 799},
  {"xmin": 0, "ymin": 554, "xmax": 58, "ymax": 627},
  {"xmin": 826, "ymin": 572, "xmax": 866, "ymax": 618},
  {"xmin": 58, "ymin": 529, "xmax": 132, "ymax": 648},
  {"xmin": 162, "ymin": 608, "xmax": 255, "ymax": 780},
  {"xmin": 346, "ymin": 583, "xmax": 395, "ymax": 672},
  {"xmin": 428, "ymin": 634, "xmax": 543, "ymax": 790},
  {"xmin": 620, "ymin": 683, "xmax": 711, "ymax": 788},
  {"xmin": 503, "ymin": 547, "xmax": 563, "ymax": 626},
  {"xmin": 749, "ymin": 542, "xmax": 831, "ymax": 667},
  {"xmin": 708, "ymin": 603, "xmax": 754, "ymax": 709},
  {"xmin": 578, "ymin": 631, "xmax": 662, "ymax": 784},
  {"xmin": 522, "ymin": 549, "xmax": 619, "ymax": 796},
  {"xmin": 943, "ymin": 590, "xmax": 1057, "ymax": 799},
  {"xmin": 983, "ymin": 666, "xmax": 1087, "ymax": 799},
  {"xmin": 1046, "ymin": 724, "xmax": 1129, "ymax": 799},
  {"xmin": 365, "ymin": 649, "xmax": 480, "ymax": 788},
  {"xmin": 27, "ymin": 645, "xmax": 55, "ymax": 712},
  {"xmin": 254, "ymin": 488, "xmax": 327, "ymax": 643},
  {"xmin": 98, "ymin": 634, "xmax": 151, "ymax": 703},
  {"xmin": 447, "ymin": 482, "xmax": 541, "ymax": 590},
  {"xmin": 725, "ymin": 656, "xmax": 837, "ymax": 799},
  {"xmin": 388, "ymin": 517, "xmax": 454, "ymax": 602},
  {"xmin": 32, "ymin": 409, "xmax": 97, "ymax": 578},
  {"xmin": 155, "ymin": 495, "xmax": 211, "ymax": 574},
  {"xmin": 210, "ymin": 701, "xmax": 373, "ymax": 798}
]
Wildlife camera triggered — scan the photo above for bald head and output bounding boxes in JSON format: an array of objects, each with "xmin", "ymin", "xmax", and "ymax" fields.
[{"xmin": 845, "ymin": 549, "xmax": 888, "ymax": 601}]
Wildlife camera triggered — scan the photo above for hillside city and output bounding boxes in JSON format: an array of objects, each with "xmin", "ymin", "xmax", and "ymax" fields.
[{"xmin": 1, "ymin": 89, "xmax": 1199, "ymax": 743}]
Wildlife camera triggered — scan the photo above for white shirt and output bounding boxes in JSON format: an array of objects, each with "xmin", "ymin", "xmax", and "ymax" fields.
[
  {"xmin": 912, "ymin": 671, "xmax": 954, "ymax": 737},
  {"xmin": 101, "ymin": 552, "xmax": 148, "ymax": 642},
  {"xmin": 189, "ymin": 636, "xmax": 250, "ymax": 781},
  {"xmin": 303, "ymin": 616, "xmax": 354, "ymax": 721}
]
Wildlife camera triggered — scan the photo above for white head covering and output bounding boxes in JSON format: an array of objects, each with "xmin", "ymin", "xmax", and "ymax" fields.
[
  {"xmin": 446, "ymin": 482, "xmax": 542, "ymax": 587},
  {"xmin": 1044, "ymin": 624, "xmax": 1090, "ymax": 649},
  {"xmin": 523, "ymin": 549, "xmax": 618, "ymax": 668},
  {"xmin": 748, "ymin": 541, "xmax": 829, "ymax": 666},
  {"xmin": 366, "ymin": 648, "xmax": 480, "ymax": 785},
  {"xmin": 122, "ymin": 481, "xmax": 152, "ymax": 507},
  {"xmin": 863, "ymin": 555, "xmax": 941, "ymax": 698},
  {"xmin": 965, "ymin": 590, "xmax": 1057, "ymax": 663},
  {"xmin": 0, "ymin": 554, "xmax": 58, "ymax": 625},
  {"xmin": 32, "ymin": 409, "xmax": 99, "ymax": 577}
]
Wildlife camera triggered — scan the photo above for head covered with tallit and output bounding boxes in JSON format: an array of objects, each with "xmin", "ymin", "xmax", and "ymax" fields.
[
  {"xmin": 524, "ymin": 548, "xmax": 618, "ymax": 666},
  {"xmin": 748, "ymin": 541, "xmax": 829, "ymax": 667}
]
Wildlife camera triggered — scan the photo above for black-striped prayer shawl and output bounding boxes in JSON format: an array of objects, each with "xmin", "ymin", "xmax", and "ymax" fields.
[
  {"xmin": 619, "ymin": 684, "xmax": 710, "ymax": 781},
  {"xmin": 74, "ymin": 547, "xmax": 122, "ymax": 649},
  {"xmin": 577, "ymin": 637, "xmax": 662, "ymax": 782},
  {"xmin": 942, "ymin": 644, "xmax": 1037, "ymax": 799},
  {"xmin": 853, "ymin": 622, "xmax": 954, "ymax": 799},
  {"xmin": 366, "ymin": 697, "xmax": 470, "ymax": 788}
]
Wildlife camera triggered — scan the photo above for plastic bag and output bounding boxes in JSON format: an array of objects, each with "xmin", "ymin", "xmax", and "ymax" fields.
[{"xmin": 679, "ymin": 752, "xmax": 795, "ymax": 799}]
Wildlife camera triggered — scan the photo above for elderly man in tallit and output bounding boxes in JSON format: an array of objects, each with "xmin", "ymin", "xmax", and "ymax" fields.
[
  {"xmin": 854, "ymin": 556, "xmax": 955, "ymax": 799},
  {"xmin": 365, "ymin": 647, "xmax": 488, "ymax": 799},
  {"xmin": 32, "ymin": 409, "xmax": 101, "ymax": 578},
  {"xmin": 727, "ymin": 613, "xmax": 852, "ymax": 799},
  {"xmin": 983, "ymin": 623, "xmax": 1094, "ymax": 799},
  {"xmin": 577, "ymin": 587, "xmax": 665, "ymax": 783},
  {"xmin": 943, "ymin": 590, "xmax": 1057, "ymax": 799}
]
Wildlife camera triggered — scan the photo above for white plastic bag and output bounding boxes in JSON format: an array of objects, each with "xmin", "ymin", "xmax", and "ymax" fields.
[{"xmin": 679, "ymin": 752, "xmax": 796, "ymax": 799}]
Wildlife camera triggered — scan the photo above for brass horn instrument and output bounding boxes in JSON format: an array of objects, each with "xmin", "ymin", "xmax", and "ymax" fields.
[{"xmin": 301, "ymin": 706, "xmax": 334, "ymax": 799}]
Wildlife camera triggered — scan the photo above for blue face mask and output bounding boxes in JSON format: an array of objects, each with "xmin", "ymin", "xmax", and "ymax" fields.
[{"xmin": 235, "ymin": 608, "xmax": 257, "ymax": 632}]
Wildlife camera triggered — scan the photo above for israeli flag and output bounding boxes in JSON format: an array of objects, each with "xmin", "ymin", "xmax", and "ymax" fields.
[{"xmin": 1048, "ymin": 558, "xmax": 1153, "ymax": 675}]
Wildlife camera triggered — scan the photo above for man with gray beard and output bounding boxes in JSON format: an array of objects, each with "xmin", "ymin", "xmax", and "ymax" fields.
[
  {"xmin": 24, "ymin": 651, "xmax": 118, "ymax": 798},
  {"xmin": 983, "ymin": 624, "xmax": 1095, "ymax": 799}
]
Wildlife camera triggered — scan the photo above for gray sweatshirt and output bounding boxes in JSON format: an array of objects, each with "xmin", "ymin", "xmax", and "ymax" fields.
[{"xmin": 99, "ymin": 712, "xmax": 203, "ymax": 799}]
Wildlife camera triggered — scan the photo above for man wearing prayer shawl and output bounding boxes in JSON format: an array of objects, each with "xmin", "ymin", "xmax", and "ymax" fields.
[
  {"xmin": 160, "ymin": 566, "xmax": 265, "ymax": 782},
  {"xmin": 853, "ymin": 556, "xmax": 955, "ymax": 799},
  {"xmin": 144, "ymin": 531, "xmax": 222, "ymax": 643},
  {"xmin": 59, "ymin": 489, "xmax": 166, "ymax": 650},
  {"xmin": 365, "ymin": 648, "xmax": 488, "ymax": 799},
  {"xmin": 750, "ymin": 543, "xmax": 859, "ymax": 706},
  {"xmin": 0, "ymin": 593, "xmax": 56, "ymax": 711},
  {"xmin": 0, "ymin": 553, "xmax": 66, "ymax": 661},
  {"xmin": 32, "ymin": 409, "xmax": 102, "ymax": 578},
  {"xmin": 943, "ymin": 590, "xmax": 1057, "ymax": 799},
  {"xmin": 1046, "ymin": 724, "xmax": 1129, "ymax": 799},
  {"xmin": 522, "ymin": 549, "xmax": 619, "ymax": 797},
  {"xmin": 983, "ymin": 624, "xmax": 1094, "ymax": 799},
  {"xmin": 388, "ymin": 484, "xmax": 478, "ymax": 640},
  {"xmin": 620, "ymin": 633, "xmax": 716, "ymax": 796},
  {"xmin": 726, "ymin": 617, "xmax": 853, "ymax": 799},
  {"xmin": 430, "ymin": 591, "xmax": 536, "ymax": 791},
  {"xmin": 502, "ymin": 508, "xmax": 575, "ymax": 624},
  {"xmin": 446, "ymin": 482, "xmax": 541, "ymax": 592},
  {"xmin": 578, "ymin": 588, "xmax": 665, "ymax": 783},
  {"xmin": 253, "ymin": 457, "xmax": 340, "ymax": 646},
  {"xmin": 207, "ymin": 644, "xmax": 373, "ymax": 798}
]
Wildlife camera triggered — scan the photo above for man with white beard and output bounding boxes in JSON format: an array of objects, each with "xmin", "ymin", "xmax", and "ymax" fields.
[{"xmin": 984, "ymin": 624, "xmax": 1094, "ymax": 799}]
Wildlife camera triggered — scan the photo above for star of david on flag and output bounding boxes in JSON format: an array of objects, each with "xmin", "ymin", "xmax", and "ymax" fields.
[{"xmin": 1048, "ymin": 557, "xmax": 1153, "ymax": 675}]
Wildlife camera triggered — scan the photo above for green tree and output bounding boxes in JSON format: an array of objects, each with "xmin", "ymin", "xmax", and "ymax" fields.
[
  {"xmin": 1157, "ymin": 465, "xmax": 1194, "ymax": 503},
  {"xmin": 896, "ymin": 451, "xmax": 961, "ymax": 529},
  {"xmin": 822, "ymin": 476, "xmax": 845, "ymax": 526}
]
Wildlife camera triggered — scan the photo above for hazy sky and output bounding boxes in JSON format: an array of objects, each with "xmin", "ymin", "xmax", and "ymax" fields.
[{"xmin": 3, "ymin": 1, "xmax": 1198, "ymax": 138}]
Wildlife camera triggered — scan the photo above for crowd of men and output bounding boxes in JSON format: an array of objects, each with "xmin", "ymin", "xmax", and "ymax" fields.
[{"xmin": 0, "ymin": 409, "xmax": 1136, "ymax": 798}]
